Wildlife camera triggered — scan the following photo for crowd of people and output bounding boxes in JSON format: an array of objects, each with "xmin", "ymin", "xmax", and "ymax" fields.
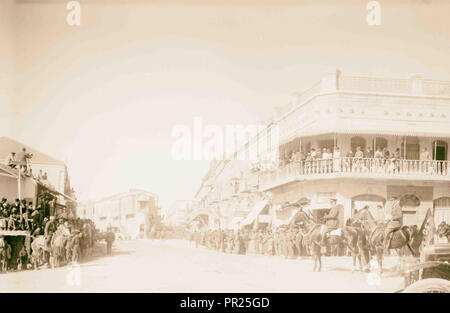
[
  {"xmin": 189, "ymin": 226, "xmax": 330, "ymax": 258},
  {"xmin": 0, "ymin": 196, "xmax": 54, "ymax": 235},
  {"xmin": 273, "ymin": 146, "xmax": 442, "ymax": 175}
]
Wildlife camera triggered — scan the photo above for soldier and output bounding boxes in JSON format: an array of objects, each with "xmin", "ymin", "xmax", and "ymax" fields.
[
  {"xmin": 273, "ymin": 230, "xmax": 280, "ymax": 256},
  {"xmin": 321, "ymin": 198, "xmax": 342, "ymax": 246},
  {"xmin": 384, "ymin": 196, "xmax": 403, "ymax": 250},
  {"xmin": 105, "ymin": 227, "xmax": 115, "ymax": 255},
  {"xmin": 295, "ymin": 228, "xmax": 303, "ymax": 257},
  {"xmin": 44, "ymin": 216, "xmax": 57, "ymax": 252}
]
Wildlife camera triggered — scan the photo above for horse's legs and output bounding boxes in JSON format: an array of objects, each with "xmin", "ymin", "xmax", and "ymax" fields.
[
  {"xmin": 312, "ymin": 254, "xmax": 317, "ymax": 271},
  {"xmin": 317, "ymin": 254, "xmax": 322, "ymax": 272},
  {"xmin": 376, "ymin": 246, "xmax": 383, "ymax": 274}
]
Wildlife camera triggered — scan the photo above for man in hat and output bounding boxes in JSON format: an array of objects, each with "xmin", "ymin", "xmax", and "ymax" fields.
[
  {"xmin": 321, "ymin": 198, "xmax": 342, "ymax": 246},
  {"xmin": 384, "ymin": 196, "xmax": 403, "ymax": 250}
]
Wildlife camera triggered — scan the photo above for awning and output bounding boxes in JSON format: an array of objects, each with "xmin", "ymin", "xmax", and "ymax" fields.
[
  {"xmin": 0, "ymin": 164, "xmax": 18, "ymax": 178},
  {"xmin": 241, "ymin": 200, "xmax": 269, "ymax": 226}
]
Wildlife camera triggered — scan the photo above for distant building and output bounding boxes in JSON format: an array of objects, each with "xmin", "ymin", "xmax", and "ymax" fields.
[{"xmin": 90, "ymin": 189, "xmax": 159, "ymax": 239}]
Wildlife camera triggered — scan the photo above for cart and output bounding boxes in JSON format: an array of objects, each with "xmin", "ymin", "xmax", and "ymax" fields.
[
  {"xmin": 399, "ymin": 243, "xmax": 450, "ymax": 293},
  {"xmin": 0, "ymin": 230, "xmax": 31, "ymax": 270}
]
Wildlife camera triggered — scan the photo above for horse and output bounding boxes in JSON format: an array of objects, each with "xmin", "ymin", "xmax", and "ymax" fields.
[
  {"xmin": 352, "ymin": 207, "xmax": 426, "ymax": 274},
  {"xmin": 30, "ymin": 235, "xmax": 47, "ymax": 270},
  {"xmin": 437, "ymin": 221, "xmax": 450, "ymax": 242},
  {"xmin": 291, "ymin": 210, "xmax": 365, "ymax": 272}
]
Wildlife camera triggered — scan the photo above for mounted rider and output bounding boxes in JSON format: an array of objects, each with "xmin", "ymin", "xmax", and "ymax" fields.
[
  {"xmin": 383, "ymin": 196, "xmax": 403, "ymax": 249},
  {"xmin": 320, "ymin": 198, "xmax": 342, "ymax": 246}
]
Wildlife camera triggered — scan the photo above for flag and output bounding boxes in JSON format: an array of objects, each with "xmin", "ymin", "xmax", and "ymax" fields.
[{"xmin": 416, "ymin": 208, "xmax": 434, "ymax": 249}]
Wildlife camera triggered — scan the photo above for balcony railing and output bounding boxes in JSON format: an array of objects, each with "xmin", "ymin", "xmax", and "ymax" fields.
[
  {"xmin": 259, "ymin": 157, "xmax": 450, "ymax": 190},
  {"xmin": 239, "ymin": 172, "xmax": 259, "ymax": 193}
]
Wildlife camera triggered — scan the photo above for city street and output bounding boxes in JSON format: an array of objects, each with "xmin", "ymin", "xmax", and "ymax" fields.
[{"xmin": 0, "ymin": 239, "xmax": 405, "ymax": 293}]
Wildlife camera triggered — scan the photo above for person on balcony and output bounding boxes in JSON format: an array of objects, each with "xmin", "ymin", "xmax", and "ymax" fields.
[
  {"xmin": 393, "ymin": 148, "xmax": 401, "ymax": 173},
  {"xmin": 343, "ymin": 149, "xmax": 353, "ymax": 172},
  {"xmin": 333, "ymin": 147, "xmax": 341, "ymax": 172},
  {"xmin": 364, "ymin": 147, "xmax": 374, "ymax": 158},
  {"xmin": 321, "ymin": 148, "xmax": 331, "ymax": 173},
  {"xmin": 420, "ymin": 147, "xmax": 431, "ymax": 173},
  {"xmin": 353, "ymin": 146, "xmax": 364, "ymax": 172},
  {"xmin": 383, "ymin": 147, "xmax": 390, "ymax": 159}
]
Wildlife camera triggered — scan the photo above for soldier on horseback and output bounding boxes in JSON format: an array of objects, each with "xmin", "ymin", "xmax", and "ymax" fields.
[
  {"xmin": 320, "ymin": 198, "xmax": 342, "ymax": 246},
  {"xmin": 383, "ymin": 196, "xmax": 403, "ymax": 250}
]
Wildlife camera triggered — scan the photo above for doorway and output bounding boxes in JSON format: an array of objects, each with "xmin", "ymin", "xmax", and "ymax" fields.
[{"xmin": 433, "ymin": 141, "xmax": 447, "ymax": 161}]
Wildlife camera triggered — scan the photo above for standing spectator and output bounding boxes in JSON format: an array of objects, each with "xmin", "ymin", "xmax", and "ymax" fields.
[
  {"xmin": 374, "ymin": 147, "xmax": 383, "ymax": 158},
  {"xmin": 333, "ymin": 147, "xmax": 341, "ymax": 172},
  {"xmin": 420, "ymin": 147, "xmax": 431, "ymax": 173},
  {"xmin": 364, "ymin": 147, "xmax": 373, "ymax": 158},
  {"xmin": 105, "ymin": 227, "xmax": 115, "ymax": 255}
]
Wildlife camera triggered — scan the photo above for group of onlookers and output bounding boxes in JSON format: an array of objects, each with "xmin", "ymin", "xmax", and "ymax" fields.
[
  {"xmin": 0, "ymin": 197, "xmax": 52, "ymax": 235},
  {"xmin": 275, "ymin": 146, "xmax": 443, "ymax": 175}
]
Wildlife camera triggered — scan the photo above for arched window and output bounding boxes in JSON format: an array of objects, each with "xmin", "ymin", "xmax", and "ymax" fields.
[
  {"xmin": 374, "ymin": 137, "xmax": 388, "ymax": 151},
  {"xmin": 400, "ymin": 194, "xmax": 420, "ymax": 208},
  {"xmin": 432, "ymin": 140, "xmax": 448, "ymax": 161},
  {"xmin": 434, "ymin": 197, "xmax": 450, "ymax": 225},
  {"xmin": 351, "ymin": 136, "xmax": 366, "ymax": 154}
]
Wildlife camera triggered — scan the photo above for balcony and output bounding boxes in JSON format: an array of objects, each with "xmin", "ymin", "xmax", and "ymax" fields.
[
  {"xmin": 239, "ymin": 172, "xmax": 259, "ymax": 193},
  {"xmin": 259, "ymin": 158, "xmax": 450, "ymax": 190}
]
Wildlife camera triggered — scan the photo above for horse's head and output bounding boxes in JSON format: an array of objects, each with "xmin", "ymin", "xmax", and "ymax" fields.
[
  {"xmin": 291, "ymin": 210, "xmax": 311, "ymax": 226},
  {"xmin": 353, "ymin": 206, "xmax": 374, "ymax": 223},
  {"xmin": 437, "ymin": 221, "xmax": 449, "ymax": 238}
]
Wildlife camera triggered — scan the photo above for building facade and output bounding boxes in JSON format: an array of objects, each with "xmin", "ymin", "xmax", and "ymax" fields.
[
  {"xmin": 193, "ymin": 74, "xmax": 450, "ymax": 230},
  {"xmin": 91, "ymin": 189, "xmax": 159, "ymax": 239},
  {"xmin": 0, "ymin": 136, "xmax": 76, "ymax": 218}
]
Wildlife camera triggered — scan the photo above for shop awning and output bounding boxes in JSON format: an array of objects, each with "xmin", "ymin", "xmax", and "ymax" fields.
[{"xmin": 241, "ymin": 200, "xmax": 269, "ymax": 226}]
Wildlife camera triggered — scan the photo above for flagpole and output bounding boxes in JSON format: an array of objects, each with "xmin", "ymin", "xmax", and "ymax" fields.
[{"xmin": 18, "ymin": 166, "xmax": 23, "ymax": 222}]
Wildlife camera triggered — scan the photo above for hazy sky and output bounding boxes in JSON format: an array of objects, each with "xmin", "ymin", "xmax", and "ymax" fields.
[{"xmin": 2, "ymin": 0, "xmax": 450, "ymax": 208}]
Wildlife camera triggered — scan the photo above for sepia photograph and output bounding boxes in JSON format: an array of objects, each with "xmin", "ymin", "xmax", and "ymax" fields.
[{"xmin": 0, "ymin": 0, "xmax": 449, "ymax": 298}]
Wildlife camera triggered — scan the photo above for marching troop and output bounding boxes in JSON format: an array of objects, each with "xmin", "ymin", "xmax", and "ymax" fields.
[{"xmin": 190, "ymin": 226, "xmax": 313, "ymax": 258}]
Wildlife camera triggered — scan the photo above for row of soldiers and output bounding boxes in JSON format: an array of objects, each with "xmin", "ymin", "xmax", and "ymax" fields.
[{"xmin": 191, "ymin": 226, "xmax": 311, "ymax": 258}]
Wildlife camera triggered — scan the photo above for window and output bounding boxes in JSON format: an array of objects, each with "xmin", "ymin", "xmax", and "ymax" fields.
[
  {"xmin": 401, "ymin": 137, "xmax": 420, "ymax": 160},
  {"xmin": 374, "ymin": 137, "xmax": 387, "ymax": 151},
  {"xmin": 318, "ymin": 139, "xmax": 334, "ymax": 152},
  {"xmin": 351, "ymin": 136, "xmax": 366, "ymax": 153}
]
